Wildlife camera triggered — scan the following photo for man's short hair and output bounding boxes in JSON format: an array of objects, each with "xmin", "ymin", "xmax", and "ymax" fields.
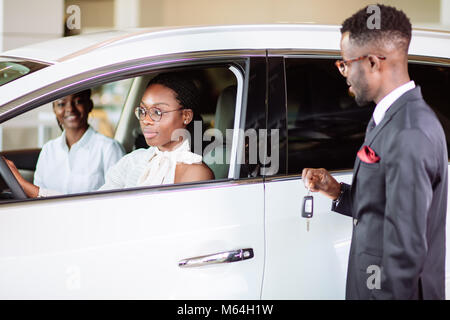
[{"xmin": 341, "ymin": 4, "xmax": 412, "ymax": 53}]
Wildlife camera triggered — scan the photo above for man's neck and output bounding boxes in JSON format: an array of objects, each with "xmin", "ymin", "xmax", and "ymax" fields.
[{"xmin": 374, "ymin": 76, "xmax": 411, "ymax": 104}]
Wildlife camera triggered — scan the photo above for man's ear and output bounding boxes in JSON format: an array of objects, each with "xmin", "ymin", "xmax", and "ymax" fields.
[{"xmin": 368, "ymin": 55, "xmax": 382, "ymax": 73}]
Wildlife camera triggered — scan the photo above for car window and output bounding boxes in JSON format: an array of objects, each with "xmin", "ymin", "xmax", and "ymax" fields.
[
  {"xmin": 0, "ymin": 65, "xmax": 240, "ymax": 201},
  {"xmin": 0, "ymin": 78, "xmax": 133, "ymax": 152},
  {"xmin": 0, "ymin": 57, "xmax": 49, "ymax": 87},
  {"xmin": 409, "ymin": 62, "xmax": 450, "ymax": 159},
  {"xmin": 130, "ymin": 67, "xmax": 239, "ymax": 180},
  {"xmin": 90, "ymin": 79, "xmax": 134, "ymax": 138},
  {"xmin": 285, "ymin": 58, "xmax": 374, "ymax": 175},
  {"xmin": 284, "ymin": 58, "xmax": 450, "ymax": 176}
]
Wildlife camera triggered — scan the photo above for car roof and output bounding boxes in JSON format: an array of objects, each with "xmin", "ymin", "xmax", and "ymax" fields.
[
  {"xmin": 0, "ymin": 27, "xmax": 171, "ymax": 63},
  {"xmin": 3, "ymin": 24, "xmax": 449, "ymax": 65},
  {"xmin": 0, "ymin": 24, "xmax": 448, "ymax": 111}
]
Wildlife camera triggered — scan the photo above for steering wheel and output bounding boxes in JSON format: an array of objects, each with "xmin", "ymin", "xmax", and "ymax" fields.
[{"xmin": 0, "ymin": 157, "xmax": 27, "ymax": 199}]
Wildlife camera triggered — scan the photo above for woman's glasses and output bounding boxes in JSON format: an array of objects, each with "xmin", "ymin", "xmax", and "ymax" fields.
[
  {"xmin": 134, "ymin": 105, "xmax": 182, "ymax": 122},
  {"xmin": 335, "ymin": 55, "xmax": 386, "ymax": 76}
]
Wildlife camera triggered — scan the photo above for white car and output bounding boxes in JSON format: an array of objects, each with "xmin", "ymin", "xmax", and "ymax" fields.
[{"xmin": 0, "ymin": 25, "xmax": 448, "ymax": 299}]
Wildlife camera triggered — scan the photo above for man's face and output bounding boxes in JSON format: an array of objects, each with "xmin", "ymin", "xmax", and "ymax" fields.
[{"xmin": 340, "ymin": 32, "xmax": 374, "ymax": 106}]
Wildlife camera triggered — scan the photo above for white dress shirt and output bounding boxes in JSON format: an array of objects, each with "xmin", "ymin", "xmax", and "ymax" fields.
[
  {"xmin": 372, "ymin": 81, "xmax": 416, "ymax": 125},
  {"xmin": 99, "ymin": 139, "xmax": 202, "ymax": 191},
  {"xmin": 35, "ymin": 126, "xmax": 125, "ymax": 196}
]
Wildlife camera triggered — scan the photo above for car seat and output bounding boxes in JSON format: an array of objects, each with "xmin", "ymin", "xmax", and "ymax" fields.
[{"xmin": 203, "ymin": 85, "xmax": 236, "ymax": 179}]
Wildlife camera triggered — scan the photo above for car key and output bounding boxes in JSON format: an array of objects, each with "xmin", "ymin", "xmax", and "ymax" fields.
[{"xmin": 302, "ymin": 189, "xmax": 314, "ymax": 232}]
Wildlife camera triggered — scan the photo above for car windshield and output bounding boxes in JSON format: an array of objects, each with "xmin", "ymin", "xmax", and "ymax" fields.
[{"xmin": 0, "ymin": 57, "xmax": 49, "ymax": 87}]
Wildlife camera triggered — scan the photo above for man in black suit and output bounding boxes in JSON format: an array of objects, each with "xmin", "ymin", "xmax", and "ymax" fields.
[{"xmin": 302, "ymin": 5, "xmax": 448, "ymax": 299}]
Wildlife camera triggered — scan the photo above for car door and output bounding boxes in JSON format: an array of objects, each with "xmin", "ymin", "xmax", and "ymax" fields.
[
  {"xmin": 262, "ymin": 53, "xmax": 450, "ymax": 299},
  {"xmin": 0, "ymin": 52, "xmax": 268, "ymax": 299}
]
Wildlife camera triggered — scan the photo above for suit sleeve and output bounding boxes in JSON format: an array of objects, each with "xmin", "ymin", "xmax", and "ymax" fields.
[
  {"xmin": 331, "ymin": 182, "xmax": 353, "ymax": 217},
  {"xmin": 371, "ymin": 129, "xmax": 435, "ymax": 299}
]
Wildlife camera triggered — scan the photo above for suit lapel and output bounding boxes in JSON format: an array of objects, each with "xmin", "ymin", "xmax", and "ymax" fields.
[{"xmin": 350, "ymin": 86, "xmax": 423, "ymax": 188}]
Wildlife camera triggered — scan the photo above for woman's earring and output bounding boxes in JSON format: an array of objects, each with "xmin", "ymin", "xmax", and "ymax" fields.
[{"xmin": 184, "ymin": 120, "xmax": 187, "ymax": 124}]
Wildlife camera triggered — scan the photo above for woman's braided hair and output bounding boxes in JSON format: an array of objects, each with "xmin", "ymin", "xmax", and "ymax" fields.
[{"xmin": 147, "ymin": 73, "xmax": 201, "ymax": 113}]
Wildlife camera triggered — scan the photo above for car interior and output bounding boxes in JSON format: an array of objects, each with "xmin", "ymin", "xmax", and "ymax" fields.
[{"xmin": 0, "ymin": 66, "xmax": 239, "ymax": 200}]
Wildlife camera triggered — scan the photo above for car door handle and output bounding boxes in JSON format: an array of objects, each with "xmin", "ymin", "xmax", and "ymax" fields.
[{"xmin": 178, "ymin": 248, "xmax": 254, "ymax": 268}]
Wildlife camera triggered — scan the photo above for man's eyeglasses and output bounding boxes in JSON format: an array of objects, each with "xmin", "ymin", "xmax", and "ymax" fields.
[
  {"xmin": 335, "ymin": 55, "xmax": 386, "ymax": 76},
  {"xmin": 134, "ymin": 104, "xmax": 182, "ymax": 122}
]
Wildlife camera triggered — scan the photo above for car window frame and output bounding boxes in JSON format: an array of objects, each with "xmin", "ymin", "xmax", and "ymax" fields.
[{"xmin": 0, "ymin": 50, "xmax": 267, "ymax": 204}]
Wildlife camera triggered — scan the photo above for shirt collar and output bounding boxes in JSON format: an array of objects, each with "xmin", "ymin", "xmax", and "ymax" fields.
[
  {"xmin": 373, "ymin": 81, "xmax": 416, "ymax": 125},
  {"xmin": 59, "ymin": 126, "xmax": 95, "ymax": 151}
]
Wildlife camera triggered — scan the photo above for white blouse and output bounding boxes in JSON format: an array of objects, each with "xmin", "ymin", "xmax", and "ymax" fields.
[
  {"xmin": 36, "ymin": 126, "xmax": 125, "ymax": 197},
  {"xmin": 99, "ymin": 139, "xmax": 202, "ymax": 191}
]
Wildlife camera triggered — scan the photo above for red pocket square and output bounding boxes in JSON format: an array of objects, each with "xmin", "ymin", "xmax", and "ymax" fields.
[{"xmin": 357, "ymin": 146, "xmax": 380, "ymax": 164}]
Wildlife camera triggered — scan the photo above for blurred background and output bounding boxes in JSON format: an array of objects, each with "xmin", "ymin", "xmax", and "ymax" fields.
[
  {"xmin": 0, "ymin": 0, "xmax": 449, "ymax": 51},
  {"xmin": 0, "ymin": 0, "xmax": 449, "ymax": 151}
]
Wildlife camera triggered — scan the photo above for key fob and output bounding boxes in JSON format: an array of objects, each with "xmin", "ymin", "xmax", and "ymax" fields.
[{"xmin": 302, "ymin": 195, "xmax": 314, "ymax": 218}]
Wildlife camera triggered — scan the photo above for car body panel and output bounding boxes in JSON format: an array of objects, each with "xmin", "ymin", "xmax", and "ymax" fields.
[
  {"xmin": 0, "ymin": 181, "xmax": 265, "ymax": 299},
  {"xmin": 262, "ymin": 173, "xmax": 353, "ymax": 299}
]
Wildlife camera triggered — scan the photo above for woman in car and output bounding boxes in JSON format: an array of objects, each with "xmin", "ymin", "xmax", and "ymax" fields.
[
  {"xmin": 6, "ymin": 73, "xmax": 213, "ymax": 196},
  {"xmin": 98, "ymin": 73, "xmax": 214, "ymax": 190},
  {"xmin": 4, "ymin": 89, "xmax": 125, "ymax": 197}
]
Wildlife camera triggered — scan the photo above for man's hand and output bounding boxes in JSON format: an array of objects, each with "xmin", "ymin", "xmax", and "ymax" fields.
[{"xmin": 301, "ymin": 168, "xmax": 341, "ymax": 200}]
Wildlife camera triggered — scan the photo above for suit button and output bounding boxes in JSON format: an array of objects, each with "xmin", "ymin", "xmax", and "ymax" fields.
[{"xmin": 353, "ymin": 218, "xmax": 358, "ymax": 226}]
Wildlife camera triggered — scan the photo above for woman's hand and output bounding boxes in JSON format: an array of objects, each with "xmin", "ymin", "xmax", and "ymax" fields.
[
  {"xmin": 4, "ymin": 157, "xmax": 23, "ymax": 182},
  {"xmin": 3, "ymin": 157, "xmax": 39, "ymax": 198}
]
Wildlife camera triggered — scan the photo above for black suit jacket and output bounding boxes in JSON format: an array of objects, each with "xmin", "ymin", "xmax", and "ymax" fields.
[{"xmin": 333, "ymin": 86, "xmax": 448, "ymax": 299}]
